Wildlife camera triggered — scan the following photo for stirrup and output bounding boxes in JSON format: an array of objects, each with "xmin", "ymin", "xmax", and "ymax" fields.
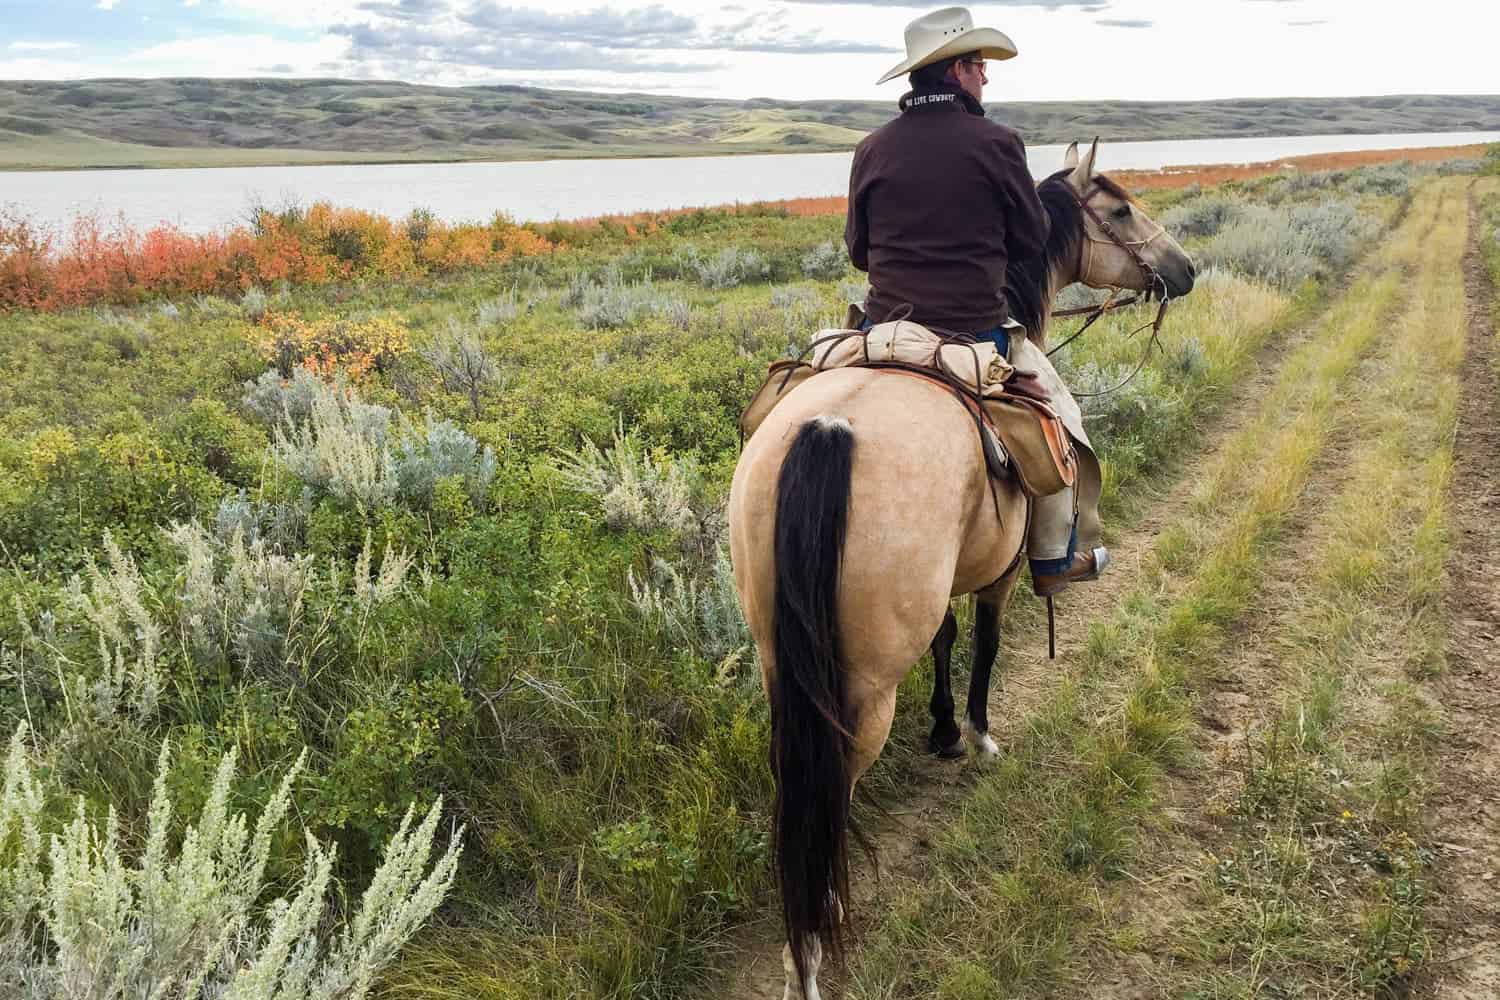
[
  {"xmin": 1032, "ymin": 545, "xmax": 1109, "ymax": 598},
  {"xmin": 1041, "ymin": 546, "xmax": 1109, "ymax": 659}
]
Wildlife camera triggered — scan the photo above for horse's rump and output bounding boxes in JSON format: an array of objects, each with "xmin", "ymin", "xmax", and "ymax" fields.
[{"xmin": 730, "ymin": 368, "xmax": 1024, "ymax": 657}]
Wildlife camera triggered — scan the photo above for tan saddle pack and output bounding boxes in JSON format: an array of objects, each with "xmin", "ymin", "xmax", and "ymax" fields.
[{"xmin": 740, "ymin": 319, "xmax": 1079, "ymax": 497}]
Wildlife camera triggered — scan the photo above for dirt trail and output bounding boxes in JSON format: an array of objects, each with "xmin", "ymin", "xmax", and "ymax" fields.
[
  {"xmin": 1078, "ymin": 363, "xmax": 1381, "ymax": 998},
  {"xmin": 1072, "ymin": 182, "xmax": 1498, "ymax": 1000},
  {"xmin": 1427, "ymin": 188, "xmax": 1500, "ymax": 999},
  {"xmin": 1075, "ymin": 309, "xmax": 1415, "ymax": 998},
  {"xmin": 721, "ymin": 309, "xmax": 1326, "ymax": 999}
]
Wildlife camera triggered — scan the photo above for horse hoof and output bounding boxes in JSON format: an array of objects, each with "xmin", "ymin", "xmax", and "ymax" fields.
[
  {"xmin": 930, "ymin": 737, "xmax": 966, "ymax": 759},
  {"xmin": 962, "ymin": 720, "xmax": 999, "ymax": 759}
]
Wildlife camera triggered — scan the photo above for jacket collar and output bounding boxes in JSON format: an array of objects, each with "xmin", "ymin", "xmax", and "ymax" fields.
[{"xmin": 898, "ymin": 82, "xmax": 985, "ymax": 117}]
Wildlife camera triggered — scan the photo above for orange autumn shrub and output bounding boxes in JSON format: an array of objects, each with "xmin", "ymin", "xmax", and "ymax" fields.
[
  {"xmin": 303, "ymin": 346, "xmax": 376, "ymax": 382},
  {"xmin": 0, "ymin": 204, "xmax": 556, "ymax": 313},
  {"xmin": 243, "ymin": 213, "xmax": 341, "ymax": 286},
  {"xmin": 418, "ymin": 226, "xmax": 494, "ymax": 271},
  {"xmin": 47, "ymin": 216, "xmax": 141, "ymax": 307},
  {"xmin": 497, "ymin": 225, "xmax": 554, "ymax": 258},
  {"xmin": 301, "ymin": 203, "xmax": 419, "ymax": 277},
  {"xmin": 0, "ymin": 210, "xmax": 54, "ymax": 310},
  {"xmin": 255, "ymin": 310, "xmax": 410, "ymax": 377},
  {"xmin": 413, "ymin": 215, "xmax": 556, "ymax": 272},
  {"xmin": 135, "ymin": 227, "xmax": 236, "ymax": 296}
]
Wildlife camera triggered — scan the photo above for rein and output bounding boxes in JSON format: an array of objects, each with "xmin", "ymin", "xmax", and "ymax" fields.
[{"xmin": 1045, "ymin": 181, "xmax": 1173, "ymax": 399}]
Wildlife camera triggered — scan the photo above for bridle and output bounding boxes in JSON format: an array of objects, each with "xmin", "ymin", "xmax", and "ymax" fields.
[
  {"xmin": 1045, "ymin": 179, "xmax": 1175, "ymax": 398},
  {"xmin": 1074, "ymin": 182, "xmax": 1168, "ymax": 295}
]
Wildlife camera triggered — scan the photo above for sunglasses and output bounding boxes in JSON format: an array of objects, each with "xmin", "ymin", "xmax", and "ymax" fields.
[{"xmin": 959, "ymin": 58, "xmax": 988, "ymax": 73}]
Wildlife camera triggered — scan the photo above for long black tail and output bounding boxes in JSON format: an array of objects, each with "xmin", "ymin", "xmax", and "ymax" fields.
[{"xmin": 771, "ymin": 415, "xmax": 855, "ymax": 989}]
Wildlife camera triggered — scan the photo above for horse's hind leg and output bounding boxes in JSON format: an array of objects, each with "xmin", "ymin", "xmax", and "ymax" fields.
[
  {"xmin": 781, "ymin": 936, "xmax": 823, "ymax": 1000},
  {"xmin": 928, "ymin": 608, "xmax": 963, "ymax": 757},
  {"xmin": 964, "ymin": 567, "xmax": 1023, "ymax": 757},
  {"xmin": 779, "ymin": 683, "xmax": 897, "ymax": 1000}
]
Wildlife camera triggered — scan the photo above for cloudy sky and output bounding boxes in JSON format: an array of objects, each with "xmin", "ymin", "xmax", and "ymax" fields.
[{"xmin": 2, "ymin": 0, "xmax": 1496, "ymax": 103}]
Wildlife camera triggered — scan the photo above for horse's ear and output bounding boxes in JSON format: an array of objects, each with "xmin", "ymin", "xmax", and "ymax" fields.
[
  {"xmin": 1069, "ymin": 136, "xmax": 1100, "ymax": 189},
  {"xmin": 1062, "ymin": 141, "xmax": 1079, "ymax": 170}
]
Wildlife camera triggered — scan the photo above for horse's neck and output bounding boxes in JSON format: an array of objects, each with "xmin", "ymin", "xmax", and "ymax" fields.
[{"xmin": 1027, "ymin": 259, "xmax": 1076, "ymax": 348}]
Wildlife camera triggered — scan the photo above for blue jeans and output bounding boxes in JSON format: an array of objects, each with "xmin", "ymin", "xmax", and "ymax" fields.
[{"xmin": 1029, "ymin": 525, "xmax": 1077, "ymax": 576}]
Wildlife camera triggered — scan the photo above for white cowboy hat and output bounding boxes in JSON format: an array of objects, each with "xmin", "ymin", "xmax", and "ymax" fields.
[{"xmin": 876, "ymin": 6, "xmax": 1018, "ymax": 85}]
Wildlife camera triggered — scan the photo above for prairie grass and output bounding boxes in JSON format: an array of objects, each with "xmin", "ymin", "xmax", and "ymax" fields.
[
  {"xmin": 0, "ymin": 169, "xmax": 1407, "ymax": 996},
  {"xmin": 1483, "ymin": 190, "xmax": 1500, "ymax": 381}
]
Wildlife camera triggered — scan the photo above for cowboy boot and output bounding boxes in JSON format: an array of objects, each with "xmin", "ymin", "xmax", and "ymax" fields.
[{"xmin": 1032, "ymin": 546, "xmax": 1110, "ymax": 598}]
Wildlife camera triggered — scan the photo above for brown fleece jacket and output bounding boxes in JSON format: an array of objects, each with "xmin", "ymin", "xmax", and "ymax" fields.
[{"xmin": 845, "ymin": 88, "xmax": 1050, "ymax": 332}]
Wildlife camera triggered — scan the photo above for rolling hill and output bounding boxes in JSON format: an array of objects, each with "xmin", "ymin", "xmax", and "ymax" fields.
[{"xmin": 1, "ymin": 78, "xmax": 1497, "ymax": 170}]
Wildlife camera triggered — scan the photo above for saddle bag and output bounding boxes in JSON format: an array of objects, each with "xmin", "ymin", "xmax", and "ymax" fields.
[{"xmin": 981, "ymin": 393, "xmax": 1077, "ymax": 497}]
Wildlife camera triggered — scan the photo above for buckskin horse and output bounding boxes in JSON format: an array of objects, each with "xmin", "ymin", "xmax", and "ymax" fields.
[{"xmin": 728, "ymin": 140, "xmax": 1198, "ymax": 1000}]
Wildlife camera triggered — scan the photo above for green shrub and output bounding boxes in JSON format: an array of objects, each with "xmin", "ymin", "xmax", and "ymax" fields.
[
  {"xmin": 269, "ymin": 378, "xmax": 495, "ymax": 511},
  {"xmin": 677, "ymin": 245, "xmax": 771, "ymax": 289},
  {"xmin": 800, "ymin": 240, "xmax": 847, "ymax": 280},
  {"xmin": 1161, "ymin": 193, "xmax": 1244, "ymax": 238},
  {"xmin": 1480, "ymin": 143, "xmax": 1500, "ymax": 176},
  {"xmin": 1198, "ymin": 198, "xmax": 1378, "ymax": 289},
  {"xmin": 568, "ymin": 273, "xmax": 687, "ymax": 330}
]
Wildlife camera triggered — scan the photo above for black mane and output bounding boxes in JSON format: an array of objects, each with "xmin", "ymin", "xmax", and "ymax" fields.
[{"xmin": 1004, "ymin": 169, "xmax": 1084, "ymax": 340}]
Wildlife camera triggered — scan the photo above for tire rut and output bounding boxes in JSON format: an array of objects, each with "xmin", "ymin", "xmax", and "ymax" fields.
[{"xmin": 1426, "ymin": 185, "xmax": 1500, "ymax": 1000}]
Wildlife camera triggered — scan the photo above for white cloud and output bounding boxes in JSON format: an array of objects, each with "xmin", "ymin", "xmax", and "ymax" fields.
[
  {"xmin": 9, "ymin": 41, "xmax": 81, "ymax": 51},
  {"xmin": 7, "ymin": 0, "xmax": 1499, "ymax": 104},
  {"xmin": 0, "ymin": 56, "xmax": 114, "ymax": 79},
  {"xmin": 122, "ymin": 33, "xmax": 349, "ymax": 75},
  {"xmin": 220, "ymin": 0, "xmax": 373, "ymax": 29}
]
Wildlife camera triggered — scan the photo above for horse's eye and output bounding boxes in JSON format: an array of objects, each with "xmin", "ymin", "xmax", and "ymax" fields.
[{"xmin": 1113, "ymin": 204, "xmax": 1132, "ymax": 220}]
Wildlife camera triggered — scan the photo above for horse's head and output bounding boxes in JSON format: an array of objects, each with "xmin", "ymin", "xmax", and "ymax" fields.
[{"xmin": 1056, "ymin": 139, "xmax": 1196, "ymax": 299}]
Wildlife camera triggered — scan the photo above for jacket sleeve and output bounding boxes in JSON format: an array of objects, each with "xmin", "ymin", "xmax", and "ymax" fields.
[
  {"xmin": 844, "ymin": 144, "xmax": 870, "ymax": 272},
  {"xmin": 996, "ymin": 131, "xmax": 1049, "ymax": 262}
]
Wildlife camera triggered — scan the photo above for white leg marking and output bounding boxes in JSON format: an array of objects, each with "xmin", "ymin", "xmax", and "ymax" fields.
[
  {"xmin": 782, "ymin": 938, "xmax": 823, "ymax": 1000},
  {"xmin": 962, "ymin": 717, "xmax": 999, "ymax": 758}
]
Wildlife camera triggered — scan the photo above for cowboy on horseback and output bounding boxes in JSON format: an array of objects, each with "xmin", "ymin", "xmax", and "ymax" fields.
[
  {"xmin": 845, "ymin": 5, "xmax": 1106, "ymax": 596},
  {"xmin": 730, "ymin": 10, "xmax": 1195, "ymax": 998}
]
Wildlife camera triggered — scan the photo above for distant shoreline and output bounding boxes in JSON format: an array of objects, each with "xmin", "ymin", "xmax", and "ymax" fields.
[
  {"xmin": 580, "ymin": 143, "xmax": 1492, "ymax": 224},
  {"xmin": 5, "ymin": 139, "xmax": 1490, "ymax": 241},
  {"xmin": 2, "ymin": 130, "xmax": 1496, "ymax": 174},
  {"xmin": 1109, "ymin": 142, "xmax": 1493, "ymax": 190}
]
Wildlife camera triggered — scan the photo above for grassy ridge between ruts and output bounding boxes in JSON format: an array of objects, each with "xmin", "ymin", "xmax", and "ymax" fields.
[
  {"xmin": 1486, "ymin": 188, "xmax": 1500, "ymax": 377},
  {"xmin": 843, "ymin": 180, "xmax": 1465, "ymax": 998},
  {"xmin": 0, "ymin": 165, "xmax": 1426, "ymax": 997}
]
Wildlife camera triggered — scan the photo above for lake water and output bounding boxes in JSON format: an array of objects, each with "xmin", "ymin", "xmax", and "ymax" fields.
[{"xmin": 3, "ymin": 130, "xmax": 1497, "ymax": 235}]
